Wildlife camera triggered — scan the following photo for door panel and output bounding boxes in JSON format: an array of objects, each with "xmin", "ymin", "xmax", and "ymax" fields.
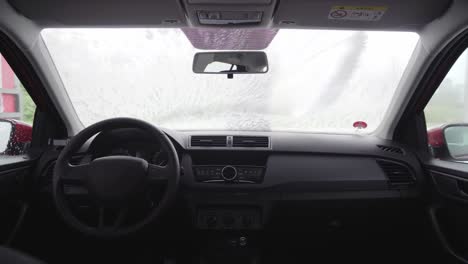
[
  {"xmin": 431, "ymin": 170, "xmax": 468, "ymax": 202},
  {"xmin": 419, "ymin": 41, "xmax": 468, "ymax": 262},
  {"xmin": 0, "ymin": 163, "xmax": 30, "ymax": 199},
  {"xmin": 0, "ymin": 161, "xmax": 33, "ymax": 243},
  {"xmin": 423, "ymin": 159, "xmax": 468, "ymax": 263},
  {"xmin": 427, "ymin": 159, "xmax": 468, "ymax": 202}
]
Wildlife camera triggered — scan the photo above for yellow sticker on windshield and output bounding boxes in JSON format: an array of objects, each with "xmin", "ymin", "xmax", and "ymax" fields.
[{"xmin": 328, "ymin": 6, "xmax": 387, "ymax": 21}]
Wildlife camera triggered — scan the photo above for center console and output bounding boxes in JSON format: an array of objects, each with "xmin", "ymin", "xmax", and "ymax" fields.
[
  {"xmin": 190, "ymin": 151, "xmax": 267, "ymax": 184},
  {"xmin": 184, "ymin": 151, "xmax": 270, "ymax": 231}
]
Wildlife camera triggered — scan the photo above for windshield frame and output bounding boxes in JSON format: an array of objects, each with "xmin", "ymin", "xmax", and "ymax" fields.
[{"xmin": 40, "ymin": 27, "xmax": 421, "ymax": 136}]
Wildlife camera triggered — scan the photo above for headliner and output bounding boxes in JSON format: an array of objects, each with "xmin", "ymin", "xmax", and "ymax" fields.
[{"xmin": 7, "ymin": 0, "xmax": 452, "ymax": 31}]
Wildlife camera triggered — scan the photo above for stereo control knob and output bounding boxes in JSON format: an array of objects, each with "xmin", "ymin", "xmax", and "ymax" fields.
[{"xmin": 221, "ymin": 166, "xmax": 237, "ymax": 181}]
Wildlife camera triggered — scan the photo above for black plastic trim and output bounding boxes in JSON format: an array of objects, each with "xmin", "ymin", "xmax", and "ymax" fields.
[{"xmin": 429, "ymin": 206, "xmax": 468, "ymax": 264}]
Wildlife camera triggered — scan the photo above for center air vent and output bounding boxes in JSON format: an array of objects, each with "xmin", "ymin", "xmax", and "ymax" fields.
[
  {"xmin": 376, "ymin": 159, "xmax": 415, "ymax": 187},
  {"xmin": 191, "ymin": 136, "xmax": 227, "ymax": 147},
  {"xmin": 377, "ymin": 145, "xmax": 404, "ymax": 155},
  {"xmin": 233, "ymin": 136, "xmax": 269, "ymax": 148}
]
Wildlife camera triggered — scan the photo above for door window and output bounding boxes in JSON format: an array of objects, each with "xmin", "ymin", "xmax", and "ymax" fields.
[
  {"xmin": 0, "ymin": 54, "xmax": 36, "ymax": 158},
  {"xmin": 425, "ymin": 50, "xmax": 468, "ymax": 161}
]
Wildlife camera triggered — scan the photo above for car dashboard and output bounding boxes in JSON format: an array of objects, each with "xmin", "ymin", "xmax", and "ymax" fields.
[
  {"xmin": 37, "ymin": 128, "xmax": 423, "ymax": 232},
  {"xmin": 176, "ymin": 131, "xmax": 421, "ymax": 230}
]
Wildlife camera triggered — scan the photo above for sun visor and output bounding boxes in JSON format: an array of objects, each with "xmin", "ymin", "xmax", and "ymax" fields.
[
  {"xmin": 7, "ymin": 0, "xmax": 187, "ymax": 27},
  {"xmin": 273, "ymin": 0, "xmax": 452, "ymax": 31}
]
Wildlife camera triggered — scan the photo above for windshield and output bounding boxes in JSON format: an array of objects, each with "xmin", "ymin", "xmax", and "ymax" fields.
[{"xmin": 41, "ymin": 28, "xmax": 419, "ymax": 134}]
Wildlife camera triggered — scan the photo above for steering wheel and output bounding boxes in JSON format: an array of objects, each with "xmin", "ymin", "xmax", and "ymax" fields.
[{"xmin": 53, "ymin": 118, "xmax": 180, "ymax": 238}]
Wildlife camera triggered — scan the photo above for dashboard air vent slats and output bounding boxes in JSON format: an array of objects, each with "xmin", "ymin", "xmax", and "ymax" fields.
[
  {"xmin": 191, "ymin": 136, "xmax": 227, "ymax": 147},
  {"xmin": 377, "ymin": 145, "xmax": 404, "ymax": 155},
  {"xmin": 233, "ymin": 136, "xmax": 269, "ymax": 148},
  {"xmin": 376, "ymin": 159, "xmax": 415, "ymax": 187}
]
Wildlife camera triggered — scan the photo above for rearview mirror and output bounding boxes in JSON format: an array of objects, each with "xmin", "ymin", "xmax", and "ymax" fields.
[{"xmin": 193, "ymin": 52, "xmax": 268, "ymax": 75}]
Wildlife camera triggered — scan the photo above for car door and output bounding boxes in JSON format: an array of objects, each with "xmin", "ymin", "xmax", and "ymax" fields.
[
  {"xmin": 0, "ymin": 31, "xmax": 67, "ymax": 245},
  {"xmin": 403, "ymin": 35, "xmax": 468, "ymax": 263},
  {"xmin": 0, "ymin": 50, "xmax": 37, "ymax": 244}
]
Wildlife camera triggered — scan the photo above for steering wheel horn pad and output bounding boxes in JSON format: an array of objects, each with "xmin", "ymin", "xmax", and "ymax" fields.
[{"xmin": 87, "ymin": 156, "xmax": 148, "ymax": 206}]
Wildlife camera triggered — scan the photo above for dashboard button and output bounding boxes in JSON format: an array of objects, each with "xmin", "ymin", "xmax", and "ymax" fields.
[{"xmin": 195, "ymin": 166, "xmax": 263, "ymax": 183}]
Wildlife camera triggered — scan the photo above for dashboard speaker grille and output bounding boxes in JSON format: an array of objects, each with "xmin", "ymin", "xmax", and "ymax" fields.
[
  {"xmin": 233, "ymin": 136, "xmax": 269, "ymax": 148},
  {"xmin": 191, "ymin": 136, "xmax": 227, "ymax": 147},
  {"xmin": 377, "ymin": 145, "xmax": 404, "ymax": 155},
  {"xmin": 376, "ymin": 159, "xmax": 415, "ymax": 187}
]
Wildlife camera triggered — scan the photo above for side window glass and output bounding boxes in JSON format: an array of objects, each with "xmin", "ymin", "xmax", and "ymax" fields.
[
  {"xmin": 425, "ymin": 50, "xmax": 468, "ymax": 161},
  {"xmin": 0, "ymin": 54, "xmax": 36, "ymax": 157}
]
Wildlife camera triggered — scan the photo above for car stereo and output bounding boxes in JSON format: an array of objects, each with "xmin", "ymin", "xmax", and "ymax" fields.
[{"xmin": 193, "ymin": 165, "xmax": 264, "ymax": 183}]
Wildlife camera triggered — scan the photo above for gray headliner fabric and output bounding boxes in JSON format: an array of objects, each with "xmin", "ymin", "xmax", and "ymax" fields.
[
  {"xmin": 274, "ymin": 0, "xmax": 451, "ymax": 30},
  {"xmin": 7, "ymin": 0, "xmax": 451, "ymax": 30}
]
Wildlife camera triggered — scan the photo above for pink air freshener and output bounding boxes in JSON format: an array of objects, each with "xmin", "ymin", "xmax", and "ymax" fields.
[{"xmin": 353, "ymin": 121, "xmax": 368, "ymax": 129}]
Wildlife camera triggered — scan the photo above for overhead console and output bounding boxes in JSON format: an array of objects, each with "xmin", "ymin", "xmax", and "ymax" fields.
[{"xmin": 181, "ymin": 0, "xmax": 278, "ymax": 27}]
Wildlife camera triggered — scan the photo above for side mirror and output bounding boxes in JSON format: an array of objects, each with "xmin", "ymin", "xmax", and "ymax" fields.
[
  {"xmin": 0, "ymin": 119, "xmax": 32, "ymax": 155},
  {"xmin": 428, "ymin": 124, "xmax": 468, "ymax": 161}
]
